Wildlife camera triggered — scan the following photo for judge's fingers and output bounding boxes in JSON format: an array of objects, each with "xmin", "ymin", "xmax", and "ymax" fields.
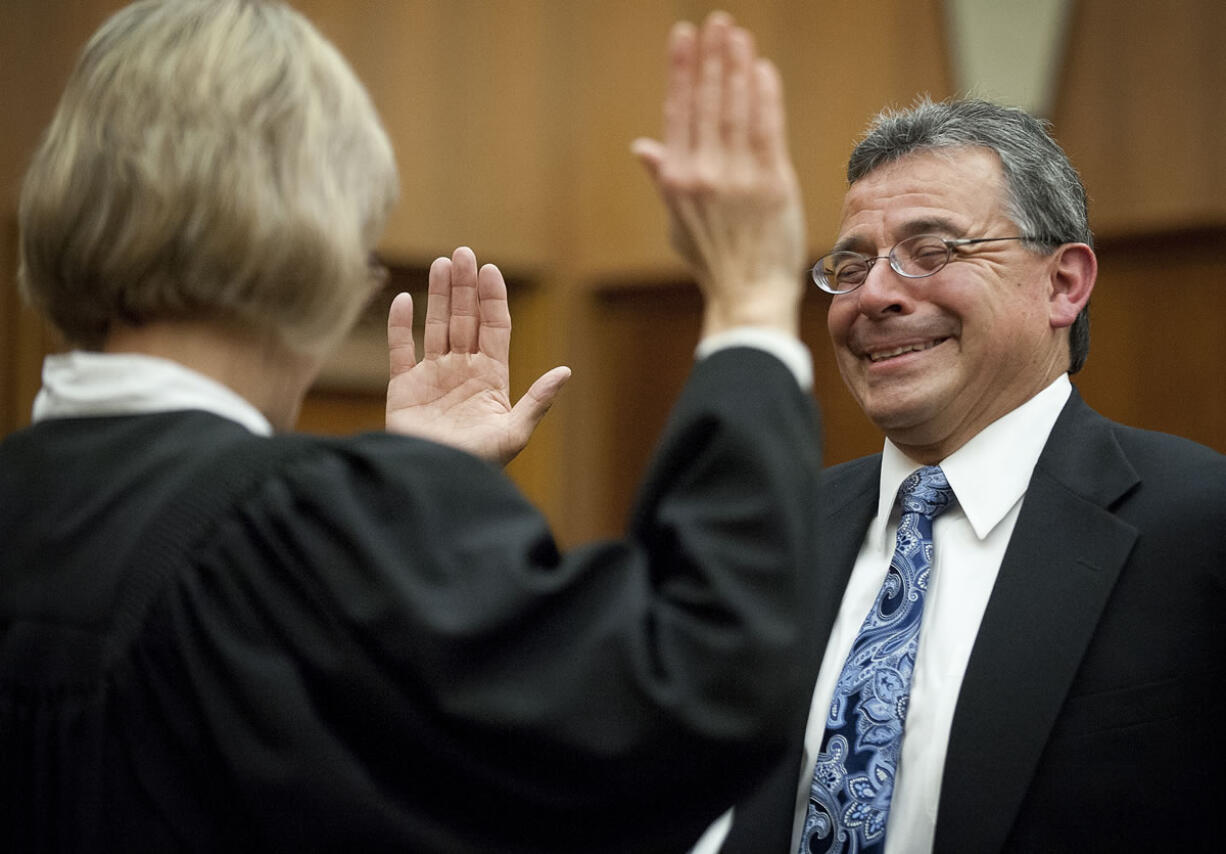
[
  {"xmin": 502, "ymin": 366, "xmax": 573, "ymax": 462},
  {"xmin": 387, "ymin": 292, "xmax": 417, "ymax": 379},
  {"xmin": 423, "ymin": 256, "xmax": 452, "ymax": 358},
  {"xmin": 476, "ymin": 262, "xmax": 512, "ymax": 366},
  {"xmin": 447, "ymin": 246, "xmax": 481, "ymax": 354}
]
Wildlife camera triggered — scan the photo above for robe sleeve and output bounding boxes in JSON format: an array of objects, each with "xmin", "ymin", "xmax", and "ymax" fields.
[{"xmin": 138, "ymin": 347, "xmax": 822, "ymax": 852}]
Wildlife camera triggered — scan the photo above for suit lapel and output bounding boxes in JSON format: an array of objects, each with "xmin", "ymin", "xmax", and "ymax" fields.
[{"xmin": 934, "ymin": 392, "xmax": 1141, "ymax": 853}]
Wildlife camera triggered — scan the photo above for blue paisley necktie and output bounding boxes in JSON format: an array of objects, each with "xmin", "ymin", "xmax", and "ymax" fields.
[{"xmin": 800, "ymin": 465, "xmax": 955, "ymax": 854}]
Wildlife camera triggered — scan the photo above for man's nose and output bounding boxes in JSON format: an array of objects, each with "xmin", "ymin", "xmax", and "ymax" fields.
[{"xmin": 854, "ymin": 256, "xmax": 912, "ymax": 315}]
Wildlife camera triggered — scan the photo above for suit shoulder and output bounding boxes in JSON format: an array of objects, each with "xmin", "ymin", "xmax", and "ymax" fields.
[
  {"xmin": 1107, "ymin": 420, "xmax": 1226, "ymax": 486},
  {"xmin": 1090, "ymin": 419, "xmax": 1226, "ymax": 536},
  {"xmin": 816, "ymin": 454, "xmax": 880, "ymax": 516},
  {"xmin": 819, "ymin": 453, "xmax": 880, "ymax": 486}
]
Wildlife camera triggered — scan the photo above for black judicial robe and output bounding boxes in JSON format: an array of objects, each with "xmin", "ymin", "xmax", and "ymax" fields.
[{"xmin": 0, "ymin": 348, "xmax": 822, "ymax": 853}]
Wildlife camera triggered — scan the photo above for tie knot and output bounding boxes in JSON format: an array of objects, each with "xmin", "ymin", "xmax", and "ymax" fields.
[{"xmin": 898, "ymin": 465, "xmax": 954, "ymax": 520}]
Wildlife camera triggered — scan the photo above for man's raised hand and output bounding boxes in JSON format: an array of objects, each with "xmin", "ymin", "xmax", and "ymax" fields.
[{"xmin": 632, "ymin": 11, "xmax": 806, "ymax": 338}]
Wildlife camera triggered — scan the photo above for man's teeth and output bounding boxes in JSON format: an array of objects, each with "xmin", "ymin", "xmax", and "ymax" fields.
[{"xmin": 868, "ymin": 340, "xmax": 942, "ymax": 362}]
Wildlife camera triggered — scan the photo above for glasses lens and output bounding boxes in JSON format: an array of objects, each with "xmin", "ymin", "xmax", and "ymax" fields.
[
  {"xmin": 814, "ymin": 252, "xmax": 869, "ymax": 293},
  {"xmin": 892, "ymin": 235, "xmax": 950, "ymax": 277}
]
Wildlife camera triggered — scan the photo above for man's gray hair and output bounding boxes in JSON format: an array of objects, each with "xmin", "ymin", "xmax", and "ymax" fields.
[{"xmin": 847, "ymin": 98, "xmax": 1092, "ymax": 373}]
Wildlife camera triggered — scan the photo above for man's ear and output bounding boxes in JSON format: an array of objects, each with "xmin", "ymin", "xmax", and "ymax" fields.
[{"xmin": 1047, "ymin": 242, "xmax": 1096, "ymax": 329}]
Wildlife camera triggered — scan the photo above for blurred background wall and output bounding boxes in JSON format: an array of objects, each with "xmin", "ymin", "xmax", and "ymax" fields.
[{"xmin": 3, "ymin": 0, "xmax": 1223, "ymax": 545}]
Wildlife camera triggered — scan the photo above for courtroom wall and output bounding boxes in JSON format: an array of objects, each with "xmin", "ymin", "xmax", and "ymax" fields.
[{"xmin": 2, "ymin": 0, "xmax": 1222, "ymax": 543}]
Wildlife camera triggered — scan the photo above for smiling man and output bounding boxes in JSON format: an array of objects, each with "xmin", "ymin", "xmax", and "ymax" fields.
[
  {"xmin": 707, "ymin": 98, "xmax": 1226, "ymax": 853},
  {"xmin": 826, "ymin": 144, "xmax": 1091, "ymax": 464}
]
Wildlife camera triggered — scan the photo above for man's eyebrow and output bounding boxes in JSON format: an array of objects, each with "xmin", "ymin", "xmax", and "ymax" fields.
[
  {"xmin": 829, "ymin": 234, "xmax": 870, "ymax": 254},
  {"xmin": 830, "ymin": 217, "xmax": 966, "ymax": 254},
  {"xmin": 898, "ymin": 217, "xmax": 964, "ymax": 238}
]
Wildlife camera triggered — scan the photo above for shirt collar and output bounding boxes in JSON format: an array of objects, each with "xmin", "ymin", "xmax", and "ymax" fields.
[
  {"xmin": 31, "ymin": 350, "xmax": 273, "ymax": 436},
  {"xmin": 872, "ymin": 374, "xmax": 1072, "ymax": 542}
]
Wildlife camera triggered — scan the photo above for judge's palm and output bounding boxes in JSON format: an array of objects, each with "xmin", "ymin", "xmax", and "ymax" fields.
[{"xmin": 385, "ymin": 247, "xmax": 569, "ymax": 466}]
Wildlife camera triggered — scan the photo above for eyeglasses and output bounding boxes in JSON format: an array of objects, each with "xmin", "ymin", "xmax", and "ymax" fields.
[{"xmin": 811, "ymin": 234, "xmax": 1032, "ymax": 294}]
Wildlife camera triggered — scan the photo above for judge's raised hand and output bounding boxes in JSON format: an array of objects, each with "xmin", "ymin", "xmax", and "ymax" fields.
[
  {"xmin": 385, "ymin": 246, "xmax": 570, "ymax": 465},
  {"xmin": 632, "ymin": 11, "xmax": 806, "ymax": 338}
]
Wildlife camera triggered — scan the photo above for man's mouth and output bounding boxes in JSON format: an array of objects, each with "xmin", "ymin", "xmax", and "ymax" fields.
[{"xmin": 866, "ymin": 338, "xmax": 948, "ymax": 363}]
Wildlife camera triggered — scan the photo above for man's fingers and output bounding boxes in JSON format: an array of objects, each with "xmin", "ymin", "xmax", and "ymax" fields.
[
  {"xmin": 448, "ymin": 246, "xmax": 480, "ymax": 354},
  {"xmin": 632, "ymin": 137, "xmax": 666, "ymax": 165},
  {"xmin": 423, "ymin": 256, "xmax": 451, "ymax": 358},
  {"xmin": 631, "ymin": 137, "xmax": 666, "ymax": 183},
  {"xmin": 724, "ymin": 26, "xmax": 754, "ymax": 154},
  {"xmin": 664, "ymin": 21, "xmax": 697, "ymax": 162},
  {"xmin": 477, "ymin": 262, "xmax": 512, "ymax": 365},
  {"xmin": 750, "ymin": 58, "xmax": 787, "ymax": 167},
  {"xmin": 387, "ymin": 291, "xmax": 416, "ymax": 379},
  {"xmin": 695, "ymin": 12, "xmax": 731, "ymax": 155}
]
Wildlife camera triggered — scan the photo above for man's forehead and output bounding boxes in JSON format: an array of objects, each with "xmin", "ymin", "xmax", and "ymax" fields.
[
  {"xmin": 855, "ymin": 144, "xmax": 1004, "ymax": 181},
  {"xmin": 835, "ymin": 147, "xmax": 1008, "ymax": 244}
]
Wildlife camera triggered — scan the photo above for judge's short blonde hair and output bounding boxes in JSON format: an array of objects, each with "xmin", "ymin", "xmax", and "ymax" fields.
[{"xmin": 18, "ymin": 0, "xmax": 399, "ymax": 354}]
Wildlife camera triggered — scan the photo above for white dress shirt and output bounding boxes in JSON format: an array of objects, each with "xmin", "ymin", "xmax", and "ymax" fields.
[
  {"xmin": 692, "ymin": 374, "xmax": 1071, "ymax": 854},
  {"xmin": 32, "ymin": 350, "xmax": 273, "ymax": 435},
  {"xmin": 789, "ymin": 374, "xmax": 1072, "ymax": 853}
]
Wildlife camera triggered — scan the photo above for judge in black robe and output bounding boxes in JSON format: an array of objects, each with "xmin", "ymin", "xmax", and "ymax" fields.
[{"xmin": 1, "ymin": 5, "xmax": 819, "ymax": 852}]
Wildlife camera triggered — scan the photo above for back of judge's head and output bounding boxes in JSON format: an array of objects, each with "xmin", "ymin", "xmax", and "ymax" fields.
[
  {"xmin": 847, "ymin": 97, "xmax": 1093, "ymax": 373},
  {"xmin": 18, "ymin": 0, "xmax": 399, "ymax": 355}
]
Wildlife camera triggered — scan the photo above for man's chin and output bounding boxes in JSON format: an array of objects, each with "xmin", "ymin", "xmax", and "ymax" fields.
[{"xmin": 861, "ymin": 396, "xmax": 944, "ymax": 441}]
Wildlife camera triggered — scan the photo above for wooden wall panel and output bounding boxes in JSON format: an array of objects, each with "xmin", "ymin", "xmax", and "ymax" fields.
[
  {"xmin": 583, "ymin": 282, "xmax": 880, "ymax": 540},
  {"xmin": 0, "ymin": 0, "xmax": 127, "ymax": 210},
  {"xmin": 769, "ymin": 0, "xmax": 954, "ymax": 251},
  {"xmin": 1046, "ymin": 0, "xmax": 1226, "ymax": 455},
  {"xmin": 1075, "ymin": 228, "xmax": 1226, "ymax": 453},
  {"xmin": 1052, "ymin": 0, "xmax": 1226, "ymax": 235},
  {"xmin": 555, "ymin": 0, "xmax": 953, "ymax": 276},
  {"xmin": 4, "ymin": 0, "xmax": 1221, "ymax": 546},
  {"xmin": 0, "ymin": 0, "xmax": 126, "ymax": 429},
  {"xmin": 294, "ymin": 0, "xmax": 562, "ymax": 269}
]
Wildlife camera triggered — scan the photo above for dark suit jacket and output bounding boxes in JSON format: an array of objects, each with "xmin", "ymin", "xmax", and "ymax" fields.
[
  {"xmin": 724, "ymin": 389, "xmax": 1226, "ymax": 852},
  {"xmin": 0, "ymin": 348, "xmax": 822, "ymax": 854}
]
